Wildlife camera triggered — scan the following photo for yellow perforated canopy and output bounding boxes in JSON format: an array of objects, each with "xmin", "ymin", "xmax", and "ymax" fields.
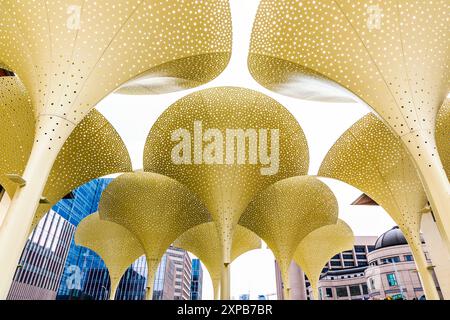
[
  {"xmin": 174, "ymin": 222, "xmax": 261, "ymax": 294},
  {"xmin": 32, "ymin": 110, "xmax": 132, "ymax": 229},
  {"xmin": 0, "ymin": 0, "xmax": 232, "ymax": 127},
  {"xmin": 239, "ymin": 176, "xmax": 338, "ymax": 298},
  {"xmin": 0, "ymin": 77, "xmax": 34, "ymax": 196},
  {"xmin": 249, "ymin": 0, "xmax": 449, "ymax": 137},
  {"xmin": 319, "ymin": 113, "xmax": 426, "ymax": 251},
  {"xmin": 98, "ymin": 171, "xmax": 211, "ymax": 283},
  {"xmin": 436, "ymin": 99, "xmax": 449, "ymax": 180},
  {"xmin": 75, "ymin": 212, "xmax": 144, "ymax": 297},
  {"xmin": 144, "ymin": 86, "xmax": 309, "ymax": 262},
  {"xmin": 293, "ymin": 219, "xmax": 354, "ymax": 299}
]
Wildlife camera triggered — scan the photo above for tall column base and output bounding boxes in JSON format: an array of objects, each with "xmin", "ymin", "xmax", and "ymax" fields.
[
  {"xmin": 220, "ymin": 263, "xmax": 230, "ymax": 300},
  {"xmin": 110, "ymin": 279, "xmax": 120, "ymax": 300},
  {"xmin": 0, "ymin": 193, "xmax": 11, "ymax": 227},
  {"xmin": 0, "ymin": 115, "xmax": 74, "ymax": 299},
  {"xmin": 401, "ymin": 132, "xmax": 450, "ymax": 252},
  {"xmin": 145, "ymin": 258, "xmax": 160, "ymax": 300},
  {"xmin": 421, "ymin": 213, "xmax": 450, "ymax": 299},
  {"xmin": 212, "ymin": 278, "xmax": 221, "ymax": 300},
  {"xmin": 403, "ymin": 231, "xmax": 440, "ymax": 300}
]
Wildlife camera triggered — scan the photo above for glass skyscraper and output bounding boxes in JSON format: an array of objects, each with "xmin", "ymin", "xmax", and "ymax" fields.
[
  {"xmin": 190, "ymin": 259, "xmax": 203, "ymax": 300},
  {"xmin": 55, "ymin": 178, "xmax": 180, "ymax": 300},
  {"xmin": 7, "ymin": 178, "xmax": 112, "ymax": 300},
  {"xmin": 55, "ymin": 178, "xmax": 112, "ymax": 300},
  {"xmin": 5, "ymin": 177, "xmax": 197, "ymax": 300}
]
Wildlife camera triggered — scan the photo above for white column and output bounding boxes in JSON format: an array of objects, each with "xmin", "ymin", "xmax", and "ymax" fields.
[
  {"xmin": 0, "ymin": 115, "xmax": 74, "ymax": 299},
  {"xmin": 421, "ymin": 213, "xmax": 450, "ymax": 299}
]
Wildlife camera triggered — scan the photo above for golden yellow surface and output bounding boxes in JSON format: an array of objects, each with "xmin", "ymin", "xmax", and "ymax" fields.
[
  {"xmin": 319, "ymin": 113, "xmax": 426, "ymax": 253},
  {"xmin": 319, "ymin": 113, "xmax": 445, "ymax": 299},
  {"xmin": 144, "ymin": 87, "xmax": 309, "ymax": 262},
  {"xmin": 75, "ymin": 212, "xmax": 144, "ymax": 298},
  {"xmin": 32, "ymin": 110, "xmax": 132, "ymax": 229},
  {"xmin": 436, "ymin": 99, "xmax": 449, "ymax": 180},
  {"xmin": 239, "ymin": 176, "xmax": 338, "ymax": 298},
  {"xmin": 0, "ymin": 76, "xmax": 34, "ymax": 196},
  {"xmin": 0, "ymin": 0, "xmax": 232, "ymax": 127},
  {"xmin": 174, "ymin": 222, "xmax": 261, "ymax": 292},
  {"xmin": 98, "ymin": 171, "xmax": 211, "ymax": 285},
  {"xmin": 249, "ymin": 0, "xmax": 449, "ymax": 177},
  {"xmin": 0, "ymin": 75, "xmax": 131, "ymax": 229},
  {"xmin": 293, "ymin": 219, "xmax": 354, "ymax": 299}
]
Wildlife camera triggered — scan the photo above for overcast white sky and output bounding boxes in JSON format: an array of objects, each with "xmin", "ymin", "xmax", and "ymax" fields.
[{"xmin": 96, "ymin": 0, "xmax": 398, "ymax": 299}]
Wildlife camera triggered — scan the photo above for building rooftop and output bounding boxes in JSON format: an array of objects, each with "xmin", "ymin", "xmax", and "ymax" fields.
[
  {"xmin": 321, "ymin": 266, "xmax": 368, "ymax": 278},
  {"xmin": 374, "ymin": 226, "xmax": 408, "ymax": 250}
]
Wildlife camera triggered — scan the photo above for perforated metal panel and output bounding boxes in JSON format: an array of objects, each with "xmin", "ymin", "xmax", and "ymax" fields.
[
  {"xmin": 436, "ymin": 99, "xmax": 449, "ymax": 180},
  {"xmin": 144, "ymin": 87, "xmax": 309, "ymax": 263},
  {"xmin": 32, "ymin": 110, "xmax": 132, "ymax": 229},
  {"xmin": 75, "ymin": 212, "xmax": 144, "ymax": 297},
  {"xmin": 0, "ymin": 0, "xmax": 232, "ymax": 130},
  {"xmin": 174, "ymin": 222, "xmax": 261, "ymax": 293},
  {"xmin": 248, "ymin": 0, "xmax": 450, "ymax": 243},
  {"xmin": 239, "ymin": 176, "xmax": 338, "ymax": 298},
  {"xmin": 0, "ymin": 76, "xmax": 34, "ymax": 196},
  {"xmin": 319, "ymin": 113, "xmax": 427, "ymax": 253},
  {"xmin": 293, "ymin": 219, "xmax": 354, "ymax": 299},
  {"xmin": 98, "ymin": 171, "xmax": 211, "ymax": 287}
]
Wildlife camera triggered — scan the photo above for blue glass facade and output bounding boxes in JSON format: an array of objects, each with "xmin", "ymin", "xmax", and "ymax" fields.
[
  {"xmin": 51, "ymin": 178, "xmax": 196, "ymax": 300},
  {"xmin": 190, "ymin": 259, "xmax": 203, "ymax": 300},
  {"xmin": 55, "ymin": 178, "xmax": 149, "ymax": 300},
  {"xmin": 55, "ymin": 178, "xmax": 112, "ymax": 300}
]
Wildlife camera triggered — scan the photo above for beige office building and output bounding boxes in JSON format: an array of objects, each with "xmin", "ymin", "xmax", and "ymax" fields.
[
  {"xmin": 276, "ymin": 236, "xmax": 377, "ymax": 300},
  {"xmin": 365, "ymin": 227, "xmax": 440, "ymax": 300},
  {"xmin": 166, "ymin": 246, "xmax": 192, "ymax": 300},
  {"xmin": 276, "ymin": 227, "xmax": 441, "ymax": 300}
]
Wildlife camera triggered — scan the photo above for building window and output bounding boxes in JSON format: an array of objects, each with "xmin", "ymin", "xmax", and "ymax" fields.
[
  {"xmin": 342, "ymin": 254, "xmax": 353, "ymax": 260},
  {"xmin": 331, "ymin": 254, "xmax": 340, "ymax": 259},
  {"xmin": 362, "ymin": 284, "xmax": 369, "ymax": 295},
  {"xmin": 344, "ymin": 261, "xmax": 355, "ymax": 267},
  {"xmin": 381, "ymin": 256, "xmax": 400, "ymax": 264},
  {"xmin": 349, "ymin": 285, "xmax": 361, "ymax": 296},
  {"xmin": 355, "ymin": 246, "xmax": 366, "ymax": 253},
  {"xmin": 404, "ymin": 255, "xmax": 414, "ymax": 262},
  {"xmin": 368, "ymin": 246, "xmax": 375, "ymax": 252},
  {"xmin": 386, "ymin": 273, "xmax": 398, "ymax": 286},
  {"xmin": 325, "ymin": 288, "xmax": 333, "ymax": 298},
  {"xmin": 356, "ymin": 254, "xmax": 367, "ymax": 260},
  {"xmin": 336, "ymin": 287, "xmax": 348, "ymax": 297},
  {"xmin": 330, "ymin": 261, "xmax": 342, "ymax": 267},
  {"xmin": 369, "ymin": 278, "xmax": 376, "ymax": 290}
]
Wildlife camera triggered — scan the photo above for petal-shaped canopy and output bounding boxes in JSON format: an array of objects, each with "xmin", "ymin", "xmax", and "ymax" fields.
[
  {"xmin": 318, "ymin": 113, "xmax": 443, "ymax": 299},
  {"xmin": 239, "ymin": 176, "xmax": 338, "ymax": 299},
  {"xmin": 293, "ymin": 219, "xmax": 354, "ymax": 299},
  {"xmin": 248, "ymin": 3, "xmax": 450, "ymax": 236},
  {"xmin": 0, "ymin": 0, "xmax": 232, "ymax": 125},
  {"xmin": 75, "ymin": 212, "xmax": 144, "ymax": 299},
  {"xmin": 249, "ymin": 0, "xmax": 449, "ymax": 135},
  {"xmin": 98, "ymin": 171, "xmax": 211, "ymax": 286},
  {"xmin": 174, "ymin": 222, "xmax": 261, "ymax": 297},
  {"xmin": 144, "ymin": 86, "xmax": 309, "ymax": 262},
  {"xmin": 319, "ymin": 113, "xmax": 425, "ymax": 249},
  {"xmin": 0, "ymin": 76, "xmax": 34, "ymax": 197},
  {"xmin": 32, "ymin": 109, "xmax": 132, "ymax": 229},
  {"xmin": 436, "ymin": 99, "xmax": 449, "ymax": 180}
]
